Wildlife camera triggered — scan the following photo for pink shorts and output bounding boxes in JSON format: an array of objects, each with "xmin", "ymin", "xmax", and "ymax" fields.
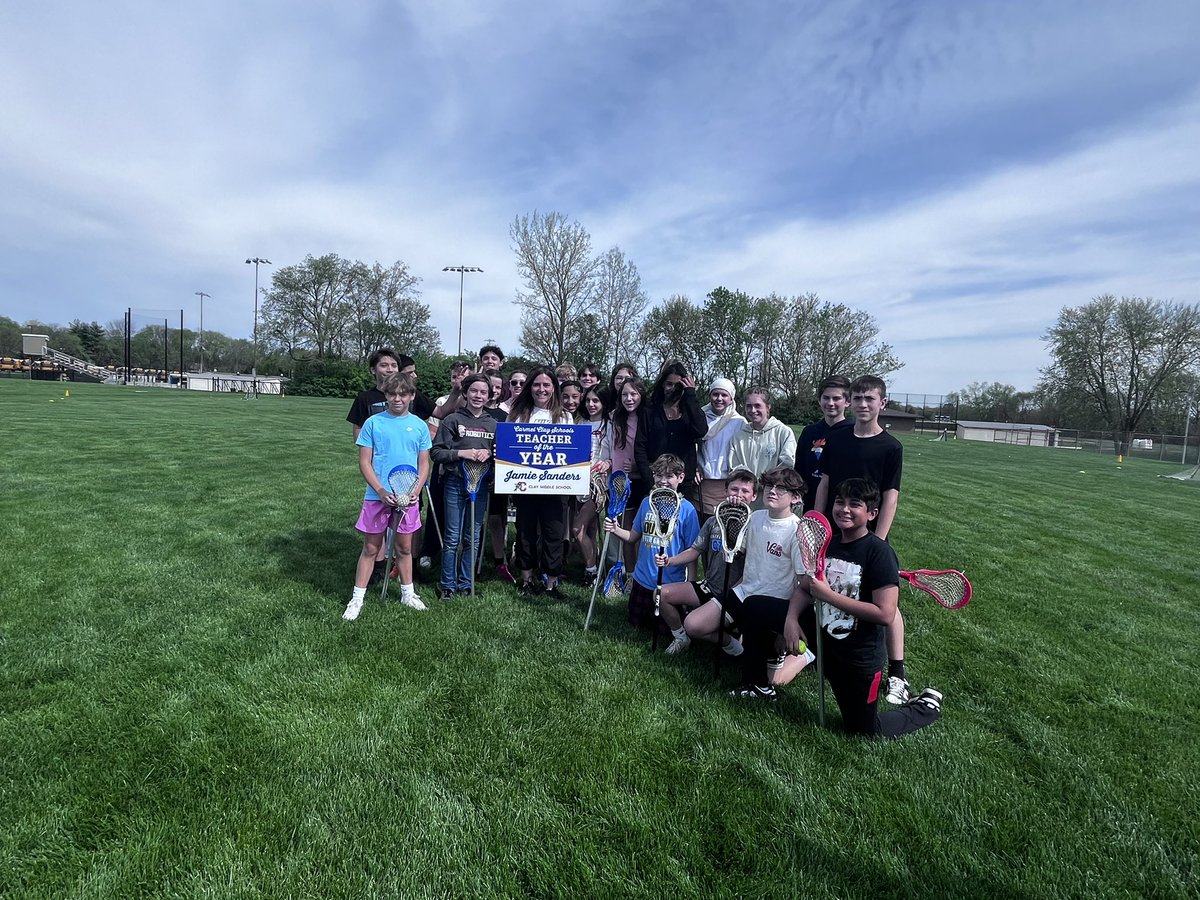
[{"xmin": 356, "ymin": 499, "xmax": 421, "ymax": 535}]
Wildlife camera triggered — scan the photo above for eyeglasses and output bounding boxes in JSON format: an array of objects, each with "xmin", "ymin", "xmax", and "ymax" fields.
[
  {"xmin": 761, "ymin": 483, "xmax": 790, "ymax": 494},
  {"xmin": 510, "ymin": 379, "xmax": 525, "ymax": 386}
]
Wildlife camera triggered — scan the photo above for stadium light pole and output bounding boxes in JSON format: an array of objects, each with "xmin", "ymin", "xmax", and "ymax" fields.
[
  {"xmin": 245, "ymin": 258, "xmax": 271, "ymax": 396},
  {"xmin": 194, "ymin": 291, "xmax": 209, "ymax": 373},
  {"xmin": 442, "ymin": 265, "xmax": 483, "ymax": 356}
]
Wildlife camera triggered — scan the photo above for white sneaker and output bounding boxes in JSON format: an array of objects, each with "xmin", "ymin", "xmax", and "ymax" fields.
[
  {"xmin": 400, "ymin": 592, "xmax": 427, "ymax": 611},
  {"xmin": 342, "ymin": 597, "xmax": 364, "ymax": 621},
  {"xmin": 885, "ymin": 676, "xmax": 911, "ymax": 705},
  {"xmin": 665, "ymin": 635, "xmax": 691, "ymax": 655}
]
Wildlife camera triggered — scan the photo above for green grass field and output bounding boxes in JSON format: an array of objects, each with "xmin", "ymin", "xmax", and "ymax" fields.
[{"xmin": 1, "ymin": 379, "xmax": 1196, "ymax": 899}]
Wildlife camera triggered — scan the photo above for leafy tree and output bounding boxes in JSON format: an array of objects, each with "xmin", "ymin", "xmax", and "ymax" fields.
[
  {"xmin": 260, "ymin": 254, "xmax": 437, "ymax": 363},
  {"xmin": 702, "ymin": 287, "xmax": 761, "ymax": 388},
  {"xmin": 639, "ymin": 295, "xmax": 706, "ymax": 379},
  {"xmin": 344, "ymin": 260, "xmax": 434, "ymax": 362},
  {"xmin": 0, "ymin": 316, "xmax": 22, "ymax": 356},
  {"xmin": 261, "ymin": 254, "xmax": 354, "ymax": 360},
  {"xmin": 1039, "ymin": 294, "xmax": 1200, "ymax": 448},
  {"xmin": 69, "ymin": 320, "xmax": 109, "ymax": 362},
  {"xmin": 947, "ymin": 382, "xmax": 1035, "ymax": 422},
  {"xmin": 560, "ymin": 312, "xmax": 610, "ymax": 371},
  {"xmin": 765, "ymin": 294, "xmax": 902, "ymax": 410},
  {"xmin": 589, "ymin": 246, "xmax": 649, "ymax": 370},
  {"xmin": 511, "ymin": 211, "xmax": 598, "ymax": 364}
]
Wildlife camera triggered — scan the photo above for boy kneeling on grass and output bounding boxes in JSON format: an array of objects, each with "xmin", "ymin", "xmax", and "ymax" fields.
[
  {"xmin": 735, "ymin": 477, "xmax": 942, "ymax": 738},
  {"xmin": 603, "ymin": 453, "xmax": 700, "ymax": 630},
  {"xmin": 344, "ymin": 373, "xmax": 432, "ymax": 621}
]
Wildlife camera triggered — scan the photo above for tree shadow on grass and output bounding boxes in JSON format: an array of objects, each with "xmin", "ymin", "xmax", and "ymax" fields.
[{"xmin": 268, "ymin": 528, "xmax": 360, "ymax": 594}]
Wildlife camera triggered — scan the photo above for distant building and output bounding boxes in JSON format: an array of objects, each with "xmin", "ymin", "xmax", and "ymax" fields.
[
  {"xmin": 879, "ymin": 408, "xmax": 919, "ymax": 433},
  {"xmin": 187, "ymin": 372, "xmax": 286, "ymax": 395},
  {"xmin": 955, "ymin": 420, "xmax": 1058, "ymax": 447}
]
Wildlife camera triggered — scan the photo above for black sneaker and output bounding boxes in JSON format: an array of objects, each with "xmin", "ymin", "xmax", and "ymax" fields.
[
  {"xmin": 908, "ymin": 688, "xmax": 943, "ymax": 713},
  {"xmin": 518, "ymin": 580, "xmax": 538, "ymax": 597},
  {"xmin": 545, "ymin": 585, "xmax": 564, "ymax": 601},
  {"xmin": 438, "ymin": 587, "xmax": 456, "ymax": 602},
  {"xmin": 728, "ymin": 684, "xmax": 778, "ymax": 701}
]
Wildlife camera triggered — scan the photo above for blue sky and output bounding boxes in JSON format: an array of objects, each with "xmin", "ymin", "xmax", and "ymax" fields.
[{"xmin": 2, "ymin": 0, "xmax": 1198, "ymax": 391}]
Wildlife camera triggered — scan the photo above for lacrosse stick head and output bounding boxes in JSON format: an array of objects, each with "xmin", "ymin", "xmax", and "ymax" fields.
[
  {"xmin": 603, "ymin": 562, "xmax": 627, "ymax": 599},
  {"xmin": 797, "ymin": 510, "xmax": 833, "ymax": 579},
  {"xmin": 461, "ymin": 458, "xmax": 491, "ymax": 499},
  {"xmin": 902, "ymin": 569, "xmax": 972, "ymax": 610},
  {"xmin": 387, "ymin": 464, "xmax": 419, "ymax": 502},
  {"xmin": 646, "ymin": 488, "xmax": 682, "ymax": 549},
  {"xmin": 590, "ymin": 470, "xmax": 609, "ymax": 510},
  {"xmin": 606, "ymin": 470, "xmax": 632, "ymax": 518},
  {"xmin": 713, "ymin": 500, "xmax": 752, "ymax": 564}
]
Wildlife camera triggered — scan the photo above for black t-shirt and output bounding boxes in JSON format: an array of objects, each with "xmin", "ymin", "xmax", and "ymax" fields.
[
  {"xmin": 795, "ymin": 417, "xmax": 852, "ymax": 511},
  {"xmin": 347, "ymin": 387, "xmax": 434, "ymax": 428},
  {"xmin": 818, "ymin": 531, "xmax": 899, "ymax": 662},
  {"xmin": 816, "ymin": 427, "xmax": 903, "ymax": 521}
]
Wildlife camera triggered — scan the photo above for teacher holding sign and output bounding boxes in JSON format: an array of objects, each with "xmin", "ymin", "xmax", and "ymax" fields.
[{"xmin": 504, "ymin": 367, "xmax": 579, "ymax": 600}]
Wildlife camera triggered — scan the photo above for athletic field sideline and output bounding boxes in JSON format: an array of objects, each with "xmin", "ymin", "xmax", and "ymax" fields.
[{"xmin": 1, "ymin": 379, "xmax": 1195, "ymax": 898}]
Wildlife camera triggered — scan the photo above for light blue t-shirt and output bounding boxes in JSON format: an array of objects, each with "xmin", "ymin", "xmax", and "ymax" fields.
[
  {"xmin": 355, "ymin": 411, "xmax": 432, "ymax": 501},
  {"xmin": 631, "ymin": 495, "xmax": 701, "ymax": 590}
]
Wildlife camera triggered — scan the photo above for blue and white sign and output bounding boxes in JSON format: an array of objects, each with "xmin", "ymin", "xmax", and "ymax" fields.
[{"xmin": 495, "ymin": 423, "xmax": 592, "ymax": 495}]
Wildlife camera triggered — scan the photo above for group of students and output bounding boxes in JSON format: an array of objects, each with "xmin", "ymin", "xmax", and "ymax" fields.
[{"xmin": 342, "ymin": 345, "xmax": 941, "ymax": 739}]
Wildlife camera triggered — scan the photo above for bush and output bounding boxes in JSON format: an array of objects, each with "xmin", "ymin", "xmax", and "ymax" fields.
[{"xmin": 287, "ymin": 359, "xmax": 372, "ymax": 398}]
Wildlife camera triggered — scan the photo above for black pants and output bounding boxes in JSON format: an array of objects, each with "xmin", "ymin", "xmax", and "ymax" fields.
[
  {"xmin": 513, "ymin": 495, "xmax": 567, "ymax": 577},
  {"xmin": 419, "ymin": 466, "xmax": 445, "ymax": 558},
  {"xmin": 739, "ymin": 596, "xmax": 940, "ymax": 739}
]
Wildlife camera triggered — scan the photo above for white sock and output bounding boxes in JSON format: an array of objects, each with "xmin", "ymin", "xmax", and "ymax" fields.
[
  {"xmin": 585, "ymin": 565, "xmax": 597, "ymax": 575},
  {"xmin": 351, "ymin": 586, "xmax": 366, "ymax": 602},
  {"xmin": 801, "ymin": 648, "xmax": 816, "ymax": 666},
  {"xmin": 672, "ymin": 627, "xmax": 688, "ymax": 640},
  {"xmin": 401, "ymin": 583, "xmax": 415, "ymax": 596},
  {"xmin": 723, "ymin": 636, "xmax": 744, "ymax": 656}
]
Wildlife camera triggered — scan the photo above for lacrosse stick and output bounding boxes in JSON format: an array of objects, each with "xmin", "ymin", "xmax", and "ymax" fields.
[
  {"xmin": 580, "ymin": 469, "xmax": 608, "ymax": 582},
  {"xmin": 462, "ymin": 458, "xmax": 492, "ymax": 597},
  {"xmin": 712, "ymin": 499, "xmax": 752, "ymax": 677},
  {"xmin": 584, "ymin": 469, "xmax": 631, "ymax": 631},
  {"xmin": 647, "ymin": 487, "xmax": 682, "ymax": 652},
  {"xmin": 900, "ymin": 569, "xmax": 972, "ymax": 610},
  {"xmin": 381, "ymin": 464, "xmax": 419, "ymax": 601},
  {"xmin": 796, "ymin": 510, "xmax": 833, "ymax": 727},
  {"xmin": 423, "ymin": 483, "xmax": 442, "ymax": 549}
]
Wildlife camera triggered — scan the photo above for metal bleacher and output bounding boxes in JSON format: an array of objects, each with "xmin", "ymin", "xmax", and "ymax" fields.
[{"xmin": 43, "ymin": 346, "xmax": 109, "ymax": 381}]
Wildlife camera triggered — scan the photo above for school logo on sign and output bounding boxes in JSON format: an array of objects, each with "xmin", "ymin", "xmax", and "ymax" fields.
[{"xmin": 494, "ymin": 423, "xmax": 592, "ymax": 495}]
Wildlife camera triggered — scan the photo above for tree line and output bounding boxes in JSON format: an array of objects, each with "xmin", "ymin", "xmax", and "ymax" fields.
[
  {"xmin": 9, "ymin": 217, "xmax": 1196, "ymax": 441},
  {"xmin": 509, "ymin": 211, "xmax": 901, "ymax": 423},
  {"xmin": 0, "ymin": 314, "xmax": 258, "ymax": 373},
  {"xmin": 948, "ymin": 295, "xmax": 1200, "ymax": 441}
]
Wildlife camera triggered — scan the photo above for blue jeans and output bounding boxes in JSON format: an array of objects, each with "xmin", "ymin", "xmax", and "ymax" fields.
[{"xmin": 440, "ymin": 472, "xmax": 489, "ymax": 592}]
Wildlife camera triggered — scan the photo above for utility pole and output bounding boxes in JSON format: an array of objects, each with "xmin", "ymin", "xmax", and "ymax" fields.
[
  {"xmin": 195, "ymin": 291, "xmax": 209, "ymax": 372},
  {"xmin": 442, "ymin": 266, "xmax": 483, "ymax": 356}
]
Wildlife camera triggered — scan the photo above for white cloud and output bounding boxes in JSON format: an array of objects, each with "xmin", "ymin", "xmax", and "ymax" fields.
[{"xmin": 1, "ymin": 1, "xmax": 1198, "ymax": 394}]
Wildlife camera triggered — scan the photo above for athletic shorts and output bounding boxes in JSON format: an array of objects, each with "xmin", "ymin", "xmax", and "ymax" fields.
[{"xmin": 356, "ymin": 499, "xmax": 421, "ymax": 535}]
